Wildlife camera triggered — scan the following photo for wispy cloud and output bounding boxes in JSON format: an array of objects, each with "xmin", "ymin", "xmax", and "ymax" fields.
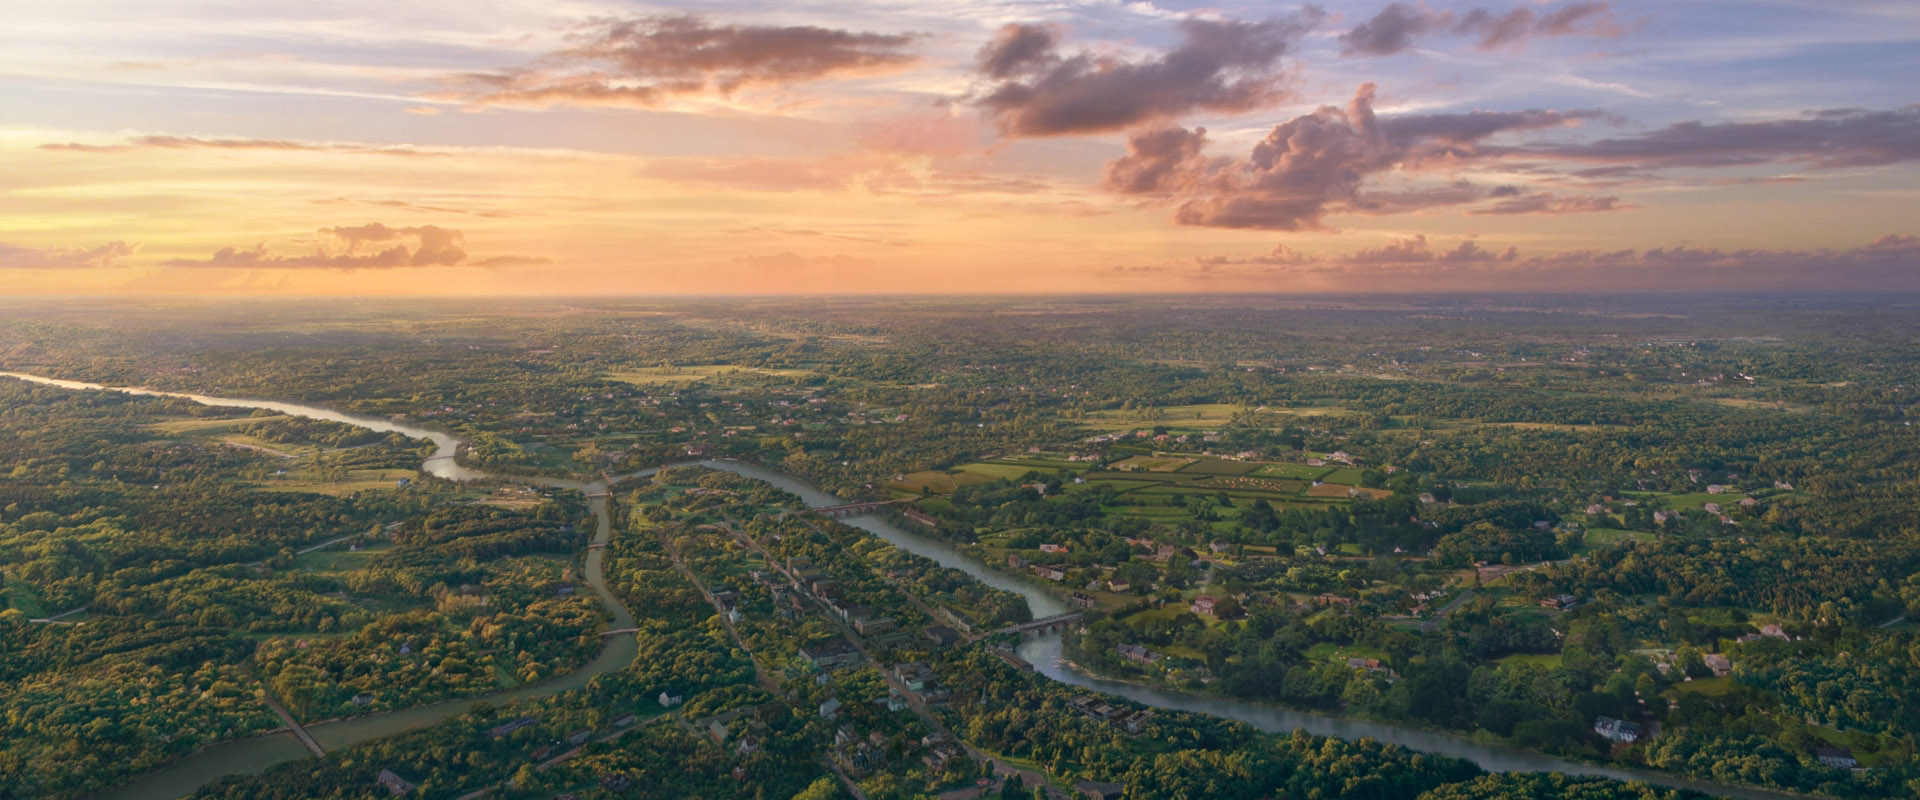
[
  {"xmin": 38, "ymin": 135, "xmax": 442, "ymax": 157},
  {"xmin": 1340, "ymin": 1, "xmax": 1623, "ymax": 57}
]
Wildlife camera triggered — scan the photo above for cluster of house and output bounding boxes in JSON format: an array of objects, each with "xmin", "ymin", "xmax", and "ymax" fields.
[
  {"xmin": 832, "ymin": 727, "xmax": 966, "ymax": 777},
  {"xmin": 892, "ymin": 661, "xmax": 948, "ymax": 704},
  {"xmin": 1117, "ymin": 643, "xmax": 1160, "ymax": 666},
  {"xmin": 777, "ymin": 556, "xmax": 914, "ymax": 647},
  {"xmin": 1344, "ymin": 657, "xmax": 1396, "ymax": 679},
  {"xmin": 381, "ymin": 708, "xmax": 653, "ymax": 794},
  {"xmin": 1066, "ymin": 694, "xmax": 1156, "ymax": 735},
  {"xmin": 799, "ymin": 638, "xmax": 866, "ymax": 672},
  {"xmin": 1593, "ymin": 716, "xmax": 1645, "ymax": 743}
]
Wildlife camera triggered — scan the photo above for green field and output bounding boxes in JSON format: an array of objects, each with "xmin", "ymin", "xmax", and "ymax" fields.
[
  {"xmin": 1323, "ymin": 467, "xmax": 1368, "ymax": 484},
  {"xmin": 1110, "ymin": 455, "xmax": 1196, "ymax": 472},
  {"xmin": 956, "ymin": 462, "xmax": 1043, "ymax": 481},
  {"xmin": 1252, "ymin": 463, "xmax": 1336, "ymax": 480},
  {"xmin": 4, "ymin": 575, "xmax": 48, "ymax": 618},
  {"xmin": 1175, "ymin": 459, "xmax": 1262, "ymax": 476},
  {"xmin": 1585, "ymin": 528, "xmax": 1656, "ymax": 547},
  {"xmin": 1079, "ymin": 403, "xmax": 1245, "ymax": 431},
  {"xmin": 1495, "ymin": 652, "xmax": 1564, "ymax": 669}
]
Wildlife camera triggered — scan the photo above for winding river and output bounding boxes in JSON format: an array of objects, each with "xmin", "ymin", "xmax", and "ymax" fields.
[{"xmin": 1, "ymin": 372, "xmax": 1800, "ymax": 800}]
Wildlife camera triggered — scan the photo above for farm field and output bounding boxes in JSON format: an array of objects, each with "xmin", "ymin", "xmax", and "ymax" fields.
[
  {"xmin": 1252, "ymin": 463, "xmax": 1337, "ymax": 480},
  {"xmin": 1174, "ymin": 459, "xmax": 1262, "ymax": 476},
  {"xmin": 1110, "ymin": 455, "xmax": 1196, "ymax": 472}
]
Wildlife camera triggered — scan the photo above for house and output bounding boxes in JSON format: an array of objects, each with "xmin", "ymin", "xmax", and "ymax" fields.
[
  {"xmin": 1346, "ymin": 657, "xmax": 1385, "ymax": 673},
  {"xmin": 556, "ymin": 583, "xmax": 575, "ymax": 597},
  {"xmin": 1703, "ymin": 653, "xmax": 1733, "ymax": 677},
  {"xmin": 1540, "ymin": 594, "xmax": 1578, "ymax": 610},
  {"xmin": 1740, "ymin": 497, "xmax": 1759, "ymax": 508},
  {"xmin": 1106, "ymin": 578, "xmax": 1132, "ymax": 593},
  {"xmin": 487, "ymin": 716, "xmax": 540, "ymax": 739},
  {"xmin": 707, "ymin": 720, "xmax": 730, "ymax": 745},
  {"xmin": 1007, "ymin": 554, "xmax": 1029, "ymax": 569},
  {"xmin": 819, "ymin": 698, "xmax": 842, "ymax": 720},
  {"xmin": 352, "ymin": 692, "xmax": 374, "ymax": 706},
  {"xmin": 1761, "ymin": 624, "xmax": 1788, "ymax": 639},
  {"xmin": 1117, "ymin": 643, "xmax": 1160, "ymax": 665},
  {"xmin": 567, "ymin": 727, "xmax": 592, "ymax": 746},
  {"xmin": 1815, "ymin": 747, "xmax": 1859, "ymax": 769},
  {"xmin": 1594, "ymin": 716, "xmax": 1644, "ymax": 743},
  {"xmin": 1703, "ymin": 503, "xmax": 1722, "ymax": 514},
  {"xmin": 1209, "ymin": 541, "xmax": 1232, "ymax": 554},
  {"xmin": 1075, "ymin": 780, "xmax": 1126, "ymax": 800},
  {"xmin": 1040, "ymin": 543, "xmax": 1069, "ymax": 554},
  {"xmin": 376, "ymin": 769, "xmax": 414, "ymax": 796},
  {"xmin": 925, "ymin": 626, "xmax": 962, "ymax": 646},
  {"xmin": 1070, "ymin": 592, "xmax": 1096, "ymax": 609},
  {"xmin": 1421, "ymin": 493, "xmax": 1438, "ymax": 505},
  {"xmin": 613, "ymin": 712, "xmax": 637, "ymax": 728},
  {"xmin": 1031, "ymin": 564, "xmax": 1068, "ymax": 582},
  {"xmin": 1191, "ymin": 595, "xmax": 1220, "ymax": 617},
  {"xmin": 658, "ymin": 689, "xmax": 686, "ymax": 707},
  {"xmin": 735, "ymin": 735, "xmax": 760, "ymax": 755}
]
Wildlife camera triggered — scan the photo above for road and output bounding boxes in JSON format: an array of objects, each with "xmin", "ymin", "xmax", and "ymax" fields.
[
  {"xmin": 660, "ymin": 523, "xmax": 784, "ymax": 696},
  {"xmin": 259, "ymin": 687, "xmax": 326, "ymax": 758}
]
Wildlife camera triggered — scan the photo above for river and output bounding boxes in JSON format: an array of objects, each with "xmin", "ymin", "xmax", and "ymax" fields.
[{"xmin": 1, "ymin": 372, "xmax": 1797, "ymax": 800}]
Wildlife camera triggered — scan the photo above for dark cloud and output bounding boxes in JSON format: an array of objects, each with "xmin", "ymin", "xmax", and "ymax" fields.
[
  {"xmin": 1497, "ymin": 105, "xmax": 1920, "ymax": 170},
  {"xmin": 163, "ymin": 225, "xmax": 467, "ymax": 269},
  {"xmin": 0, "ymin": 241, "xmax": 137, "ymax": 269},
  {"xmin": 39, "ymin": 136, "xmax": 441, "ymax": 156},
  {"xmin": 973, "ymin": 13, "xmax": 1322, "ymax": 137},
  {"xmin": 1114, "ymin": 83, "xmax": 1606, "ymax": 230},
  {"xmin": 450, "ymin": 15, "xmax": 920, "ymax": 108},
  {"xmin": 1340, "ymin": 2, "xmax": 1620, "ymax": 57}
]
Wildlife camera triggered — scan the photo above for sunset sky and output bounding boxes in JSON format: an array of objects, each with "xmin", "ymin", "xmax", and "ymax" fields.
[{"xmin": 2, "ymin": 0, "xmax": 1916, "ymax": 294}]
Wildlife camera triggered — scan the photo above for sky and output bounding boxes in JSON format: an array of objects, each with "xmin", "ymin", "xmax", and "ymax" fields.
[{"xmin": 1, "ymin": 0, "xmax": 1916, "ymax": 295}]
